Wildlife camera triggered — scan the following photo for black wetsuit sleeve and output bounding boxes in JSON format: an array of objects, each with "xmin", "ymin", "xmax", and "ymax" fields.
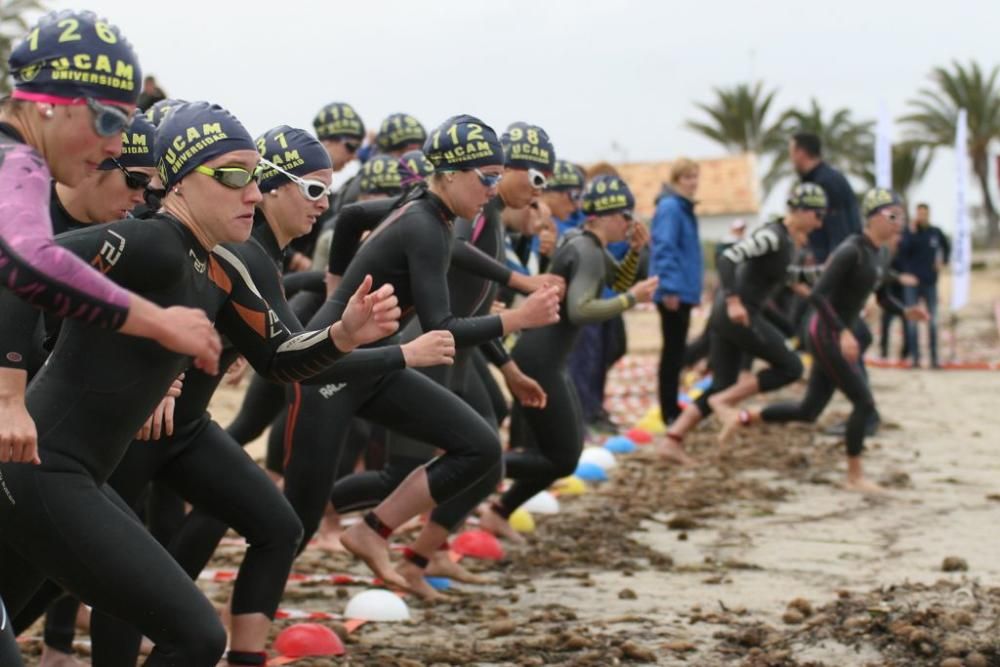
[
  {"xmin": 212, "ymin": 245, "xmax": 346, "ymax": 383},
  {"xmin": 0, "ymin": 288, "xmax": 43, "ymax": 370},
  {"xmin": 565, "ymin": 244, "xmax": 636, "ymax": 326},
  {"xmin": 282, "ymin": 271, "xmax": 326, "ymax": 299},
  {"xmin": 326, "ymin": 198, "xmax": 399, "ymax": 276},
  {"xmin": 0, "ymin": 218, "xmax": 189, "ymax": 370},
  {"xmin": 717, "ymin": 225, "xmax": 784, "ymax": 295},
  {"xmin": 450, "ymin": 238, "xmax": 514, "ymax": 288},
  {"xmin": 228, "ymin": 243, "xmax": 406, "ymax": 383},
  {"xmin": 611, "ymin": 249, "xmax": 640, "ymax": 293},
  {"xmin": 875, "ymin": 285, "xmax": 906, "ymax": 317},
  {"xmin": 404, "ymin": 219, "xmax": 505, "ymax": 347},
  {"xmin": 480, "ymin": 338, "xmax": 511, "ymax": 367},
  {"xmin": 807, "ymin": 241, "xmax": 859, "ymax": 331},
  {"xmin": 786, "ymin": 263, "xmax": 822, "ymax": 286}
]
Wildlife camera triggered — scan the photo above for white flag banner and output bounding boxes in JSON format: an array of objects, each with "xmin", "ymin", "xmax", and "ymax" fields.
[
  {"xmin": 875, "ymin": 100, "xmax": 892, "ymax": 188},
  {"xmin": 951, "ymin": 108, "xmax": 971, "ymax": 311}
]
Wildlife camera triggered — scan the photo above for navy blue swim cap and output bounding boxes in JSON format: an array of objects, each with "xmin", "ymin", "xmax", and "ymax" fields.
[
  {"xmin": 256, "ymin": 125, "xmax": 331, "ymax": 194},
  {"xmin": 145, "ymin": 98, "xmax": 186, "ymax": 127},
  {"xmin": 359, "ymin": 154, "xmax": 404, "ymax": 196},
  {"xmin": 9, "ymin": 11, "xmax": 141, "ymax": 105},
  {"xmin": 501, "ymin": 122, "xmax": 556, "ymax": 172},
  {"xmin": 422, "ymin": 115, "xmax": 504, "ymax": 171},
  {"xmin": 155, "ymin": 101, "xmax": 256, "ymax": 190},
  {"xmin": 376, "ymin": 113, "xmax": 426, "ymax": 153},
  {"xmin": 582, "ymin": 174, "xmax": 635, "ymax": 216},
  {"xmin": 547, "ymin": 159, "xmax": 585, "ymax": 192},
  {"xmin": 312, "ymin": 102, "xmax": 364, "ymax": 141},
  {"xmin": 398, "ymin": 149, "xmax": 434, "ymax": 186},
  {"xmin": 99, "ymin": 113, "xmax": 156, "ymax": 170}
]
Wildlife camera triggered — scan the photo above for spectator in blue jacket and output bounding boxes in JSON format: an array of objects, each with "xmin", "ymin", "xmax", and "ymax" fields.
[
  {"xmin": 650, "ymin": 158, "xmax": 702, "ymax": 425},
  {"xmin": 898, "ymin": 203, "xmax": 950, "ymax": 368},
  {"xmin": 790, "ymin": 132, "xmax": 862, "ymax": 263}
]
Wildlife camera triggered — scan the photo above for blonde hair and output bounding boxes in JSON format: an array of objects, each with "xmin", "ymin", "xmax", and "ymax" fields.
[
  {"xmin": 586, "ymin": 162, "xmax": 620, "ymax": 179},
  {"xmin": 670, "ymin": 158, "xmax": 699, "ymax": 185}
]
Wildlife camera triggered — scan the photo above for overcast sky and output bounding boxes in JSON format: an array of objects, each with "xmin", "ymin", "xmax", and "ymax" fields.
[{"xmin": 45, "ymin": 0, "xmax": 1000, "ymax": 230}]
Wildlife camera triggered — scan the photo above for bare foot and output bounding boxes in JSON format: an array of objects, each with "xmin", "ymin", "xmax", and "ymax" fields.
[
  {"xmin": 426, "ymin": 550, "xmax": 493, "ymax": 584},
  {"xmin": 39, "ymin": 647, "xmax": 85, "ymax": 667},
  {"xmin": 843, "ymin": 476, "xmax": 886, "ymax": 495},
  {"xmin": 716, "ymin": 407, "xmax": 745, "ymax": 446},
  {"xmin": 478, "ymin": 506, "xmax": 526, "ymax": 544},
  {"xmin": 341, "ymin": 522, "xmax": 410, "ymax": 591},
  {"xmin": 396, "ymin": 560, "xmax": 447, "ymax": 602},
  {"xmin": 656, "ymin": 438, "xmax": 697, "ymax": 466}
]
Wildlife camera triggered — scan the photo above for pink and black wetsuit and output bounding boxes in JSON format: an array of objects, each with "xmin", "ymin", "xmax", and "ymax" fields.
[{"xmin": 0, "ymin": 123, "xmax": 130, "ymax": 335}]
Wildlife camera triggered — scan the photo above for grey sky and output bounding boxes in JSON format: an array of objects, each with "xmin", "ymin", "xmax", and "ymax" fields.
[{"xmin": 46, "ymin": 0, "xmax": 1000, "ymax": 230}]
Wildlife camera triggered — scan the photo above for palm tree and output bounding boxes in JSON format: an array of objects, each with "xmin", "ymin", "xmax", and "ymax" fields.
[
  {"xmin": 765, "ymin": 99, "xmax": 875, "ymax": 193},
  {"xmin": 685, "ymin": 81, "xmax": 784, "ymax": 155},
  {"xmin": 860, "ymin": 142, "xmax": 935, "ymax": 202},
  {"xmin": 0, "ymin": 0, "xmax": 47, "ymax": 95},
  {"xmin": 901, "ymin": 61, "xmax": 1000, "ymax": 244}
]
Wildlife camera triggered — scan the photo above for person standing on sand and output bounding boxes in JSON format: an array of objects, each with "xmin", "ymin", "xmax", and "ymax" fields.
[{"xmin": 650, "ymin": 159, "xmax": 702, "ymax": 428}]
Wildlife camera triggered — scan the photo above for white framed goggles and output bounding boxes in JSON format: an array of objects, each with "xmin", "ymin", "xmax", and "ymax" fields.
[
  {"xmin": 258, "ymin": 157, "xmax": 333, "ymax": 201},
  {"xmin": 527, "ymin": 168, "xmax": 548, "ymax": 189}
]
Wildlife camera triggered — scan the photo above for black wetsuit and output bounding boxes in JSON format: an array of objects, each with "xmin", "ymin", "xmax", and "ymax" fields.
[
  {"xmin": 694, "ymin": 221, "xmax": 805, "ymax": 415},
  {"xmin": 761, "ymin": 234, "xmax": 903, "ymax": 455},
  {"xmin": 328, "ymin": 196, "xmax": 514, "ymax": 532},
  {"xmin": 226, "ymin": 199, "xmax": 399, "ymax": 474},
  {"xmin": 0, "ymin": 213, "xmax": 352, "ymax": 667},
  {"xmin": 0, "ymin": 127, "xmax": 138, "ymax": 667},
  {"xmin": 497, "ymin": 230, "xmax": 636, "ymax": 515},
  {"xmin": 281, "ymin": 185, "xmax": 506, "ymax": 547},
  {"xmin": 79, "ymin": 212, "xmax": 407, "ymax": 666}
]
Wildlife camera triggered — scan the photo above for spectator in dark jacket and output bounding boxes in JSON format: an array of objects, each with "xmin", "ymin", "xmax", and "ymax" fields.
[
  {"xmin": 790, "ymin": 132, "xmax": 862, "ymax": 263},
  {"xmin": 898, "ymin": 203, "xmax": 950, "ymax": 368},
  {"xmin": 650, "ymin": 158, "xmax": 702, "ymax": 425},
  {"xmin": 135, "ymin": 75, "xmax": 166, "ymax": 111}
]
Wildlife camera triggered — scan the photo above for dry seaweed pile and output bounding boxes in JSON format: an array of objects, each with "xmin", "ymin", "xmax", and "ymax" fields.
[{"xmin": 708, "ymin": 580, "xmax": 1000, "ymax": 667}]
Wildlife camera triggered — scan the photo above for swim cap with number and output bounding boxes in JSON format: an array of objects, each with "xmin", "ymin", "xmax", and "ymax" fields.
[
  {"xmin": 99, "ymin": 113, "xmax": 156, "ymax": 170},
  {"xmin": 312, "ymin": 102, "xmax": 364, "ymax": 141},
  {"xmin": 9, "ymin": 10, "xmax": 141, "ymax": 105},
  {"xmin": 547, "ymin": 159, "xmax": 585, "ymax": 191},
  {"xmin": 398, "ymin": 149, "xmax": 434, "ymax": 186},
  {"xmin": 376, "ymin": 113, "xmax": 426, "ymax": 153},
  {"xmin": 155, "ymin": 101, "xmax": 256, "ymax": 189},
  {"xmin": 422, "ymin": 115, "xmax": 503, "ymax": 171},
  {"xmin": 145, "ymin": 98, "xmax": 186, "ymax": 127},
  {"xmin": 861, "ymin": 187, "xmax": 904, "ymax": 218},
  {"xmin": 582, "ymin": 174, "xmax": 635, "ymax": 215},
  {"xmin": 256, "ymin": 125, "xmax": 331, "ymax": 194},
  {"xmin": 787, "ymin": 182, "xmax": 828, "ymax": 211},
  {"xmin": 501, "ymin": 122, "xmax": 556, "ymax": 172},
  {"xmin": 359, "ymin": 154, "xmax": 404, "ymax": 196}
]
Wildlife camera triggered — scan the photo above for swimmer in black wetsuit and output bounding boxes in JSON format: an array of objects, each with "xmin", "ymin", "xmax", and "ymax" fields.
[
  {"xmin": 478, "ymin": 175, "xmax": 658, "ymax": 538},
  {"xmin": 0, "ymin": 102, "xmax": 400, "ymax": 667},
  {"xmin": 0, "ymin": 16, "xmax": 219, "ymax": 666},
  {"xmin": 74, "ymin": 127, "xmax": 451, "ymax": 667},
  {"xmin": 729, "ymin": 188, "xmax": 928, "ymax": 494},
  {"xmin": 657, "ymin": 183, "xmax": 827, "ymax": 464},
  {"xmin": 35, "ymin": 112, "xmax": 159, "ymax": 667},
  {"xmin": 280, "ymin": 115, "xmax": 562, "ymax": 590},
  {"xmin": 342, "ymin": 122, "xmax": 567, "ymax": 597},
  {"xmin": 300, "ymin": 101, "xmax": 365, "ymax": 271}
]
